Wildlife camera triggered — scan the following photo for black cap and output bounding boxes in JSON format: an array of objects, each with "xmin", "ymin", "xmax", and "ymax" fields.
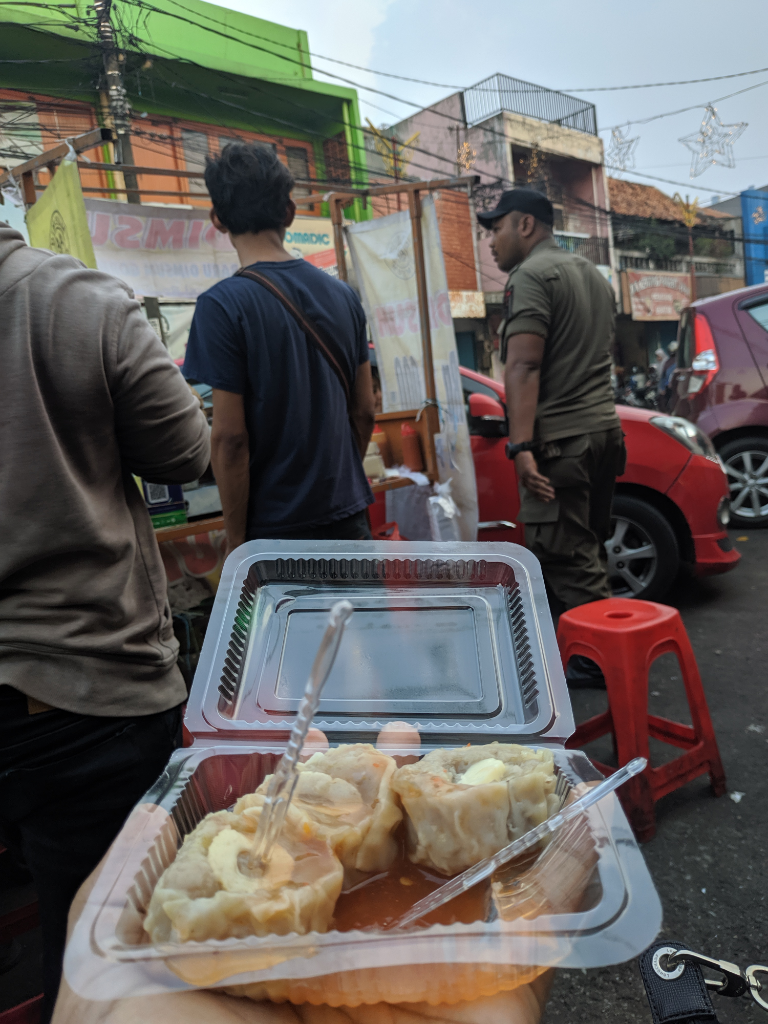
[{"xmin": 476, "ymin": 188, "xmax": 554, "ymax": 227}]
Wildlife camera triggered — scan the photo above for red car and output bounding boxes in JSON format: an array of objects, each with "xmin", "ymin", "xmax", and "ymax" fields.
[
  {"xmin": 664, "ymin": 283, "xmax": 768, "ymax": 528},
  {"xmin": 461, "ymin": 366, "xmax": 738, "ymax": 601}
]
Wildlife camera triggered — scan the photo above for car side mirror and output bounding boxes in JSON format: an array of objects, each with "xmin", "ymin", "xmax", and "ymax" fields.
[{"xmin": 467, "ymin": 392, "xmax": 507, "ymax": 437}]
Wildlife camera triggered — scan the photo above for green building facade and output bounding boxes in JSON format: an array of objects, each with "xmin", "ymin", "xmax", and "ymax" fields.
[{"xmin": 0, "ymin": 0, "xmax": 369, "ymax": 219}]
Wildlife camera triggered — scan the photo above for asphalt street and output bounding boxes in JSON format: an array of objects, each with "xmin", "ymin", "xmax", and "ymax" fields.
[
  {"xmin": 543, "ymin": 527, "xmax": 768, "ymax": 1024},
  {"xmin": 1, "ymin": 528, "xmax": 765, "ymax": 1018}
]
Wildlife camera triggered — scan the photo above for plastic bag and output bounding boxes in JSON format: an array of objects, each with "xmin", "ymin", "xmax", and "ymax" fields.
[{"xmin": 427, "ymin": 479, "xmax": 462, "ymax": 542}]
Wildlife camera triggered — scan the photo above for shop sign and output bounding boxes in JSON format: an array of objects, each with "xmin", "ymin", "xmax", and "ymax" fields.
[
  {"xmin": 448, "ymin": 290, "xmax": 486, "ymax": 319},
  {"xmin": 84, "ymin": 199, "xmax": 338, "ymax": 298},
  {"xmin": 626, "ymin": 270, "xmax": 691, "ymax": 321}
]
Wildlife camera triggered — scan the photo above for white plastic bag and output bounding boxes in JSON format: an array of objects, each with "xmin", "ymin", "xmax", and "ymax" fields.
[{"xmin": 427, "ymin": 479, "xmax": 462, "ymax": 542}]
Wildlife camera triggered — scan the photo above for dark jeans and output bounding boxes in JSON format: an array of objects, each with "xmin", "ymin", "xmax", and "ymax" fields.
[
  {"xmin": 0, "ymin": 686, "xmax": 182, "ymax": 1023},
  {"xmin": 251, "ymin": 508, "xmax": 373, "ymax": 542}
]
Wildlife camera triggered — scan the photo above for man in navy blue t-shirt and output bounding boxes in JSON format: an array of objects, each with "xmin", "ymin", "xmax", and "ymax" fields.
[{"xmin": 184, "ymin": 142, "xmax": 375, "ymax": 549}]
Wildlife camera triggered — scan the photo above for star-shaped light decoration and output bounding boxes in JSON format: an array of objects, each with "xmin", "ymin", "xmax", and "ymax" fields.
[
  {"xmin": 606, "ymin": 127, "xmax": 639, "ymax": 175},
  {"xmin": 679, "ymin": 104, "xmax": 747, "ymax": 178}
]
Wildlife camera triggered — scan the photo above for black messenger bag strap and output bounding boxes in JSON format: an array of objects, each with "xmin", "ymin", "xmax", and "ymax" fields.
[{"xmin": 235, "ymin": 267, "xmax": 353, "ymax": 411}]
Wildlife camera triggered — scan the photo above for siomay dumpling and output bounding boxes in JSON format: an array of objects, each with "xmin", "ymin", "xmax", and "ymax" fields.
[
  {"xmin": 391, "ymin": 742, "xmax": 559, "ymax": 876},
  {"xmin": 144, "ymin": 796, "xmax": 343, "ymax": 944},
  {"xmin": 235, "ymin": 743, "xmax": 402, "ymax": 880}
]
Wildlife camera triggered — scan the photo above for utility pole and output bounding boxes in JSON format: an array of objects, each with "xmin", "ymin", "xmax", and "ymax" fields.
[
  {"xmin": 392, "ymin": 136, "xmax": 401, "ymax": 211},
  {"xmin": 93, "ymin": 0, "xmax": 166, "ymax": 343},
  {"xmin": 93, "ymin": 0, "xmax": 139, "ymax": 203}
]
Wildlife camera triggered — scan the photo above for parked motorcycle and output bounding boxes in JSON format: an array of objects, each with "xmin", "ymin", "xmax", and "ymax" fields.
[{"xmin": 614, "ymin": 365, "xmax": 660, "ymax": 410}]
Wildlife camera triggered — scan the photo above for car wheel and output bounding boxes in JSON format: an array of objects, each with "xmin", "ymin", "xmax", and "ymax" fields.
[
  {"xmin": 606, "ymin": 495, "xmax": 680, "ymax": 600},
  {"xmin": 718, "ymin": 436, "xmax": 768, "ymax": 528}
]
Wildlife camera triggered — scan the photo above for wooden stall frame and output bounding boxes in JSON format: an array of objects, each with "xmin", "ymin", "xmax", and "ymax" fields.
[
  {"xmin": 0, "ymin": 128, "xmax": 114, "ymax": 204},
  {"xmin": 328, "ymin": 176, "xmax": 479, "ymax": 488}
]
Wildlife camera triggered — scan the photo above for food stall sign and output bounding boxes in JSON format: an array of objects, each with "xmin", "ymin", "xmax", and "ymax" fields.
[{"xmin": 626, "ymin": 270, "xmax": 691, "ymax": 321}]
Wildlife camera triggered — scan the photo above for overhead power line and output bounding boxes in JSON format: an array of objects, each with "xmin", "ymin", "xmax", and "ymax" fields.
[
  {"xmin": 568, "ymin": 67, "xmax": 768, "ymax": 92},
  {"xmin": 606, "ymin": 165, "xmax": 739, "ymax": 197},
  {"xmin": 1, "ymin": 0, "xmax": 757, "ymax": 203},
  {"xmin": 0, "ymin": 57, "xmax": 93, "ymax": 63},
  {"xmin": 119, "ymin": 0, "xmax": 766, "ymax": 184},
  {"xmin": 127, "ymin": 14, "xmax": 749, "ymax": 201},
  {"xmin": 603, "ymin": 76, "xmax": 768, "ymax": 131},
  {"xmin": 114, "ymin": 1, "xmax": 768, "ymax": 97}
]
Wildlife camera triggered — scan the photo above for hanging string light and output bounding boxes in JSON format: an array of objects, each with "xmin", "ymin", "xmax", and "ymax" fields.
[
  {"xmin": 606, "ymin": 126, "xmax": 639, "ymax": 175},
  {"xmin": 679, "ymin": 104, "xmax": 747, "ymax": 177}
]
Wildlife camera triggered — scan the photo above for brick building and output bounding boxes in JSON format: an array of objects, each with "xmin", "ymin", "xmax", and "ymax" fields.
[{"xmin": 366, "ymin": 73, "xmax": 613, "ymax": 379}]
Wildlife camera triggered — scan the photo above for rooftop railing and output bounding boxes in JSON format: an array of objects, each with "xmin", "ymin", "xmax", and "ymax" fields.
[{"xmin": 463, "ymin": 73, "xmax": 597, "ymax": 135}]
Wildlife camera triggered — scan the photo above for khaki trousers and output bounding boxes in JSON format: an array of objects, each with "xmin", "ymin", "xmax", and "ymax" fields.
[{"xmin": 518, "ymin": 427, "xmax": 626, "ymax": 614}]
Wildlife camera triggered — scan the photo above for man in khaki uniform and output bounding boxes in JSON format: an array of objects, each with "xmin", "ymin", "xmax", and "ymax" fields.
[{"xmin": 478, "ymin": 189, "xmax": 624, "ymax": 621}]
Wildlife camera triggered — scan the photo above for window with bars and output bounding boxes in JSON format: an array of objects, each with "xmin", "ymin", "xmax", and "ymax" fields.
[
  {"xmin": 181, "ymin": 129, "xmax": 209, "ymax": 194},
  {"xmin": 322, "ymin": 133, "xmax": 350, "ymax": 185},
  {"xmin": 286, "ymin": 146, "xmax": 313, "ymax": 211}
]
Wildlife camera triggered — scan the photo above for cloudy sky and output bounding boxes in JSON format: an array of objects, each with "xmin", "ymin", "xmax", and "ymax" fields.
[{"xmin": 222, "ymin": 0, "xmax": 767, "ymax": 203}]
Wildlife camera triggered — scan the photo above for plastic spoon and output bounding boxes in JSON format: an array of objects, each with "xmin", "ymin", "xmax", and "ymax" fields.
[
  {"xmin": 249, "ymin": 599, "xmax": 353, "ymax": 870},
  {"xmin": 391, "ymin": 755, "xmax": 647, "ymax": 929}
]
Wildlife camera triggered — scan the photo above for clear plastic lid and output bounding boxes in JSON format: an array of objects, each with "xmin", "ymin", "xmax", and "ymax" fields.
[
  {"xmin": 185, "ymin": 541, "xmax": 574, "ymax": 744},
  {"xmin": 62, "ymin": 540, "xmax": 661, "ymax": 1003}
]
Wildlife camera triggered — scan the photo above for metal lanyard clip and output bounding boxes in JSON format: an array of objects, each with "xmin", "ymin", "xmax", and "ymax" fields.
[{"xmin": 666, "ymin": 949, "xmax": 749, "ymax": 998}]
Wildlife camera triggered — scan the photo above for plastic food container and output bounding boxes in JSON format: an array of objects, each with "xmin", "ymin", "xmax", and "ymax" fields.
[{"xmin": 64, "ymin": 541, "xmax": 662, "ymax": 1004}]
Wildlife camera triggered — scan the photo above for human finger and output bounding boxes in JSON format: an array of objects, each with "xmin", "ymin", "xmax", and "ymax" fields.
[
  {"xmin": 523, "ymin": 474, "xmax": 555, "ymax": 502},
  {"xmin": 376, "ymin": 721, "xmax": 421, "ymax": 752},
  {"xmin": 301, "ymin": 728, "xmax": 329, "ymax": 756},
  {"xmin": 530, "ymin": 471, "xmax": 555, "ymax": 501}
]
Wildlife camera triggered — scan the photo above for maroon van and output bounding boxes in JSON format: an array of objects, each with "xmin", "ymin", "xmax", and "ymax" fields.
[{"xmin": 664, "ymin": 282, "xmax": 768, "ymax": 528}]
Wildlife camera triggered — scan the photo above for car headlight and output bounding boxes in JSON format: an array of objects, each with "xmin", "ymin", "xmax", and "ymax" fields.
[
  {"xmin": 650, "ymin": 415, "xmax": 720, "ymax": 463},
  {"xmin": 717, "ymin": 496, "xmax": 730, "ymax": 527}
]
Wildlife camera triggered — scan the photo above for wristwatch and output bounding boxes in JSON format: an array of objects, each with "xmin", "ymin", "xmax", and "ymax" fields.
[{"xmin": 505, "ymin": 440, "xmax": 536, "ymax": 460}]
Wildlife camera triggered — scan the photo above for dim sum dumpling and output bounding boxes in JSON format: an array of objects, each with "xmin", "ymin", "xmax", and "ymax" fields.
[
  {"xmin": 144, "ymin": 797, "xmax": 343, "ymax": 944},
  {"xmin": 391, "ymin": 742, "xmax": 558, "ymax": 876},
  {"xmin": 236, "ymin": 743, "xmax": 402, "ymax": 878}
]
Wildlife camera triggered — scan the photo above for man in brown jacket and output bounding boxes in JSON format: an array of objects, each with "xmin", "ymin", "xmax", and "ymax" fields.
[{"xmin": 0, "ymin": 221, "xmax": 209, "ymax": 1020}]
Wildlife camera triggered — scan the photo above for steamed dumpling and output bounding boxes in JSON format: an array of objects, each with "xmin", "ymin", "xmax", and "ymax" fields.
[
  {"xmin": 236, "ymin": 743, "xmax": 402, "ymax": 879},
  {"xmin": 144, "ymin": 796, "xmax": 343, "ymax": 944},
  {"xmin": 391, "ymin": 742, "xmax": 558, "ymax": 876}
]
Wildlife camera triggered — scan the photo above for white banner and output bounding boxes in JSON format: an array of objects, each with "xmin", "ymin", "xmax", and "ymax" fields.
[
  {"xmin": 346, "ymin": 199, "xmax": 478, "ymax": 541},
  {"xmin": 84, "ymin": 199, "xmax": 340, "ymax": 299}
]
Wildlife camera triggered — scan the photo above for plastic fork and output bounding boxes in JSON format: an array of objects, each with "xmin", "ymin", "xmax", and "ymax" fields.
[
  {"xmin": 249, "ymin": 599, "xmax": 353, "ymax": 870},
  {"xmin": 391, "ymin": 755, "xmax": 647, "ymax": 929}
]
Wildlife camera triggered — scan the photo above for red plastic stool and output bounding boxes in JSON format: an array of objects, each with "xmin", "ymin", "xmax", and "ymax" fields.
[{"xmin": 558, "ymin": 597, "xmax": 726, "ymax": 842}]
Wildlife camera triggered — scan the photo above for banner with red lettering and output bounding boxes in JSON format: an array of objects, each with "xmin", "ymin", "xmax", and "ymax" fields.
[{"xmin": 84, "ymin": 199, "xmax": 339, "ymax": 299}]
